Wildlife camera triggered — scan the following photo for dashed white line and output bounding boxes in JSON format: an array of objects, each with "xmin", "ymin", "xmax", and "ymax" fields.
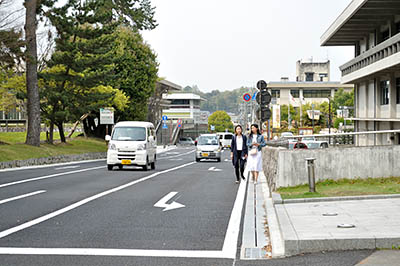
[{"xmin": 0, "ymin": 190, "xmax": 46, "ymax": 205}]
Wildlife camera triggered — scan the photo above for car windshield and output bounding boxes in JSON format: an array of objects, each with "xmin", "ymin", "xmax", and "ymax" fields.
[
  {"xmin": 112, "ymin": 127, "xmax": 146, "ymax": 141},
  {"xmin": 198, "ymin": 136, "xmax": 219, "ymax": 145}
]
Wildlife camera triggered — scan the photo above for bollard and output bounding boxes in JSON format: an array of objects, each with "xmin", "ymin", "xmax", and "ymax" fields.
[{"xmin": 305, "ymin": 158, "xmax": 316, "ymax": 193}]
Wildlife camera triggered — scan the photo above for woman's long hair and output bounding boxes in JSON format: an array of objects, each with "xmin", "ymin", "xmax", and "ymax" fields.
[{"xmin": 249, "ymin": 123, "xmax": 260, "ymax": 139}]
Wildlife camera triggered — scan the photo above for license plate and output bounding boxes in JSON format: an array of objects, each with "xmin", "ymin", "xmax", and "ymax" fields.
[
  {"xmin": 202, "ymin": 153, "xmax": 209, "ymax": 157},
  {"xmin": 121, "ymin": 160, "xmax": 131, "ymax": 165}
]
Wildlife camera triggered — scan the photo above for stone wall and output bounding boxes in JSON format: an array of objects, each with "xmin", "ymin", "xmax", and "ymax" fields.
[
  {"xmin": 0, "ymin": 152, "xmax": 106, "ymax": 169},
  {"xmin": 262, "ymin": 145, "xmax": 400, "ymax": 189}
]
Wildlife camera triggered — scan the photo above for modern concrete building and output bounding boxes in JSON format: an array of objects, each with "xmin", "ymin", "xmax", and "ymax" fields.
[
  {"xmin": 162, "ymin": 93, "xmax": 207, "ymax": 123},
  {"xmin": 147, "ymin": 79, "xmax": 181, "ymax": 126},
  {"xmin": 268, "ymin": 60, "xmax": 353, "ymax": 108},
  {"xmin": 321, "ymin": 0, "xmax": 400, "ymax": 146}
]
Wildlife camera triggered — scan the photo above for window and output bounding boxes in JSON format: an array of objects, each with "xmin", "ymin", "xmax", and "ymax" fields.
[
  {"xmin": 396, "ymin": 78, "xmax": 400, "ymax": 104},
  {"xmin": 319, "ymin": 73, "xmax": 328, "ymax": 81},
  {"xmin": 290, "ymin": 90, "xmax": 300, "ymax": 98},
  {"xmin": 171, "ymin": 99, "xmax": 190, "ymax": 105},
  {"xmin": 381, "ymin": 30, "xmax": 390, "ymax": 42},
  {"xmin": 396, "ymin": 22, "xmax": 400, "ymax": 35},
  {"xmin": 305, "ymin": 72, "xmax": 314, "ymax": 82},
  {"xmin": 303, "ymin": 90, "xmax": 331, "ymax": 98},
  {"xmin": 271, "ymin": 90, "xmax": 280, "ymax": 98},
  {"xmin": 380, "ymin": 80, "xmax": 389, "ymax": 105}
]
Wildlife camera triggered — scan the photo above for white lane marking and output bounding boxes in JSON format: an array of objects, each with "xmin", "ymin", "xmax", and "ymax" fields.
[
  {"xmin": 0, "ymin": 162, "xmax": 196, "ymax": 239},
  {"xmin": 55, "ymin": 165, "xmax": 80, "ymax": 170},
  {"xmin": 154, "ymin": 192, "xmax": 185, "ymax": 212},
  {"xmin": 0, "ymin": 166, "xmax": 104, "ymax": 189},
  {"xmin": 168, "ymin": 158, "xmax": 183, "ymax": 161},
  {"xmin": 0, "ymin": 248, "xmax": 226, "ymax": 258},
  {"xmin": 222, "ymin": 177, "xmax": 247, "ymax": 259},
  {"xmin": 0, "ymin": 159, "xmax": 105, "ymax": 173},
  {"xmin": 0, "ymin": 191, "xmax": 46, "ymax": 205},
  {"xmin": 159, "ymin": 150, "xmax": 194, "ymax": 160}
]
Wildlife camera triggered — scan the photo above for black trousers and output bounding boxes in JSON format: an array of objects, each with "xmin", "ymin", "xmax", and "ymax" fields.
[{"xmin": 234, "ymin": 150, "xmax": 245, "ymax": 181}]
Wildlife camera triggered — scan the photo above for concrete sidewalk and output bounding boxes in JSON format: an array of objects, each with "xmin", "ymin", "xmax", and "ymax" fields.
[{"xmin": 273, "ymin": 194, "xmax": 400, "ymax": 256}]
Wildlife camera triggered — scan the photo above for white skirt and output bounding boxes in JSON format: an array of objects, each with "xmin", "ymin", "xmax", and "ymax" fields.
[{"xmin": 246, "ymin": 150, "xmax": 263, "ymax": 172}]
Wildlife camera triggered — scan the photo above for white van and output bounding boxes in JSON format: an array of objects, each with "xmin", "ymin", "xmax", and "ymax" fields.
[
  {"xmin": 105, "ymin": 121, "xmax": 157, "ymax": 171},
  {"xmin": 217, "ymin": 132, "xmax": 234, "ymax": 149}
]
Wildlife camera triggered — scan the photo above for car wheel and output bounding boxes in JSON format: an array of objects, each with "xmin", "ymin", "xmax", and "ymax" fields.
[
  {"xmin": 118, "ymin": 165, "xmax": 123, "ymax": 170},
  {"xmin": 321, "ymin": 143, "xmax": 328, "ymax": 148},
  {"xmin": 196, "ymin": 158, "xmax": 200, "ymax": 162},
  {"xmin": 107, "ymin": 164, "xmax": 113, "ymax": 171},
  {"xmin": 217, "ymin": 158, "xmax": 221, "ymax": 162}
]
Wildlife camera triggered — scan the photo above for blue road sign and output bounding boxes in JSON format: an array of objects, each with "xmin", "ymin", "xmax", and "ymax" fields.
[
  {"xmin": 177, "ymin": 124, "xmax": 182, "ymax": 128},
  {"xmin": 162, "ymin": 115, "xmax": 168, "ymax": 121},
  {"xmin": 252, "ymin": 91, "xmax": 257, "ymax": 100},
  {"xmin": 162, "ymin": 123, "xmax": 168, "ymax": 129}
]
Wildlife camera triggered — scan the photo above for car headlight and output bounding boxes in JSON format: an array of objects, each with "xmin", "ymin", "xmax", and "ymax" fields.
[
  {"xmin": 108, "ymin": 143, "xmax": 116, "ymax": 150},
  {"xmin": 137, "ymin": 144, "xmax": 146, "ymax": 151}
]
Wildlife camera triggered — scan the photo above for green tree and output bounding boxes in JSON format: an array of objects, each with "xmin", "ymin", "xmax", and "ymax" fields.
[
  {"xmin": 41, "ymin": 0, "xmax": 157, "ymax": 139},
  {"xmin": 208, "ymin": 110, "xmax": 233, "ymax": 133},
  {"xmin": 111, "ymin": 26, "xmax": 158, "ymax": 121}
]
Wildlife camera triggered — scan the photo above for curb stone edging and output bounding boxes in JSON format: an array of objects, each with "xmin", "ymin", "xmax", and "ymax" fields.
[
  {"xmin": 273, "ymin": 193, "xmax": 400, "ymax": 204},
  {"xmin": 0, "ymin": 152, "xmax": 106, "ymax": 169}
]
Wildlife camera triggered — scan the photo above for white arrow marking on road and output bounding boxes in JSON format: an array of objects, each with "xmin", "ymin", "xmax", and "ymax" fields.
[
  {"xmin": 208, "ymin": 167, "xmax": 222, "ymax": 172},
  {"xmin": 0, "ymin": 190, "xmax": 46, "ymax": 205},
  {"xmin": 154, "ymin": 192, "xmax": 185, "ymax": 212}
]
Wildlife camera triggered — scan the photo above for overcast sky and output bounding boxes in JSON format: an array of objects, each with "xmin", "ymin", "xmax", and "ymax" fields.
[{"xmin": 142, "ymin": 0, "xmax": 354, "ymax": 92}]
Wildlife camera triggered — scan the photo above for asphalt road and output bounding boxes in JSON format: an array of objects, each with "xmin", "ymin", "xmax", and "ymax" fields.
[{"xmin": 0, "ymin": 147, "xmax": 373, "ymax": 266}]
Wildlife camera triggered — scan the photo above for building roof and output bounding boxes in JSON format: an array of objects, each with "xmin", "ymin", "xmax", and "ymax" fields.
[
  {"xmin": 157, "ymin": 79, "xmax": 182, "ymax": 91},
  {"xmin": 321, "ymin": 0, "xmax": 400, "ymax": 46},
  {"xmin": 267, "ymin": 81, "xmax": 354, "ymax": 88},
  {"xmin": 163, "ymin": 93, "xmax": 206, "ymax": 101}
]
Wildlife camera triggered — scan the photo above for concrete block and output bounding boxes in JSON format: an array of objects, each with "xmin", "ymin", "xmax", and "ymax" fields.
[{"xmin": 375, "ymin": 237, "xmax": 400, "ymax": 249}]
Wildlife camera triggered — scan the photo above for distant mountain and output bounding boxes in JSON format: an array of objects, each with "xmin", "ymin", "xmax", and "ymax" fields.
[{"xmin": 182, "ymin": 85, "xmax": 257, "ymax": 115}]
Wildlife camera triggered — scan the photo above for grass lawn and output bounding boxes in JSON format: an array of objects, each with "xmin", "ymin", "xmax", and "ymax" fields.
[
  {"xmin": 0, "ymin": 131, "xmax": 80, "ymax": 145},
  {"xmin": 277, "ymin": 177, "xmax": 400, "ymax": 199},
  {"xmin": 0, "ymin": 136, "xmax": 107, "ymax": 162}
]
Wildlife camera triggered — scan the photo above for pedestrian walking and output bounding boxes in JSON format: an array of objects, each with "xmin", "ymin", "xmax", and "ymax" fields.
[
  {"xmin": 246, "ymin": 124, "xmax": 266, "ymax": 184},
  {"xmin": 230, "ymin": 125, "xmax": 248, "ymax": 184}
]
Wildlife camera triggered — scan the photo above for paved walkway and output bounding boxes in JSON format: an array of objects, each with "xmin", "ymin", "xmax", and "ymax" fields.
[{"xmin": 241, "ymin": 170, "xmax": 400, "ymax": 260}]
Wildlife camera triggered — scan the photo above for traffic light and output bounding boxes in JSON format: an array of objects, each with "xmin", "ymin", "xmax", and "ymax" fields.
[{"xmin": 256, "ymin": 88, "xmax": 271, "ymax": 122}]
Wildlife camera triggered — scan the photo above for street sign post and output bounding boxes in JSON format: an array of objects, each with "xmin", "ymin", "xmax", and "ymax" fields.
[{"xmin": 100, "ymin": 108, "xmax": 114, "ymax": 125}]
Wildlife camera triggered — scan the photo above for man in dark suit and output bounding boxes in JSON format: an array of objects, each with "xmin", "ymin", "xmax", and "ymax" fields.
[{"xmin": 230, "ymin": 125, "xmax": 248, "ymax": 184}]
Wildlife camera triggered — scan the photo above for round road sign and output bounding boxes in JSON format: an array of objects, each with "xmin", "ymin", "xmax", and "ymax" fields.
[{"xmin": 243, "ymin": 93, "xmax": 251, "ymax": 102}]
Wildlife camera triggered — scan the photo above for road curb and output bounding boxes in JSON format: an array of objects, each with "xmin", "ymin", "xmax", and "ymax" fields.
[
  {"xmin": 0, "ymin": 145, "xmax": 177, "ymax": 170},
  {"xmin": 0, "ymin": 152, "xmax": 107, "ymax": 170},
  {"xmin": 274, "ymin": 193, "xmax": 400, "ymax": 204}
]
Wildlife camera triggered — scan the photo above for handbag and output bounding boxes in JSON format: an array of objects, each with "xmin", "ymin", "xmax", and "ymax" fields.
[{"xmin": 249, "ymin": 147, "xmax": 257, "ymax": 155}]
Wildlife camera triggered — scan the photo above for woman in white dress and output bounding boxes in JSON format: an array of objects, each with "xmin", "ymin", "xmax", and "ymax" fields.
[{"xmin": 246, "ymin": 124, "xmax": 267, "ymax": 184}]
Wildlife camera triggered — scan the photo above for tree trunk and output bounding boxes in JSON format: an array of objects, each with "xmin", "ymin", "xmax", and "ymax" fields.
[
  {"xmin": 56, "ymin": 122, "xmax": 66, "ymax": 143},
  {"xmin": 49, "ymin": 121, "xmax": 54, "ymax": 144},
  {"xmin": 24, "ymin": 0, "xmax": 41, "ymax": 146}
]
